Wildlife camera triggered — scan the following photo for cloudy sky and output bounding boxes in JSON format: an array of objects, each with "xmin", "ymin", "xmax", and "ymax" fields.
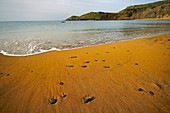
[{"xmin": 0, "ymin": 0, "xmax": 162, "ymax": 21}]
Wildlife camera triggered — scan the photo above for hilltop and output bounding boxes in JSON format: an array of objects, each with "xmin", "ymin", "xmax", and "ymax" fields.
[{"xmin": 66, "ymin": 0, "xmax": 170, "ymax": 20}]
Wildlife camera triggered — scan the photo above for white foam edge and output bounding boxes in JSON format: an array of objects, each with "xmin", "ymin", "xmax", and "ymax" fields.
[{"xmin": 0, "ymin": 48, "xmax": 61, "ymax": 56}]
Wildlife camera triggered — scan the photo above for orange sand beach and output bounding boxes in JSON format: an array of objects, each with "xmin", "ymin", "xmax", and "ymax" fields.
[{"xmin": 0, "ymin": 34, "xmax": 170, "ymax": 113}]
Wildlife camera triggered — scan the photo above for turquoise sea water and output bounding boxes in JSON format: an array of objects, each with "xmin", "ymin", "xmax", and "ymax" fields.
[{"xmin": 0, "ymin": 20, "xmax": 170, "ymax": 56}]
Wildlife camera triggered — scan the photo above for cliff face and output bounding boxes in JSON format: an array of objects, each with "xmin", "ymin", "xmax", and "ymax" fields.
[
  {"xmin": 66, "ymin": 0, "xmax": 170, "ymax": 21},
  {"xmin": 117, "ymin": 0, "xmax": 170, "ymax": 20}
]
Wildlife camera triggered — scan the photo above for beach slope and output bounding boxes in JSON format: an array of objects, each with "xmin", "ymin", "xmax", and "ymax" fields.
[{"xmin": 0, "ymin": 34, "xmax": 170, "ymax": 113}]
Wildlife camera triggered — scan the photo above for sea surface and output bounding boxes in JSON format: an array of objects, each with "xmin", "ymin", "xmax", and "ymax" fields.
[{"xmin": 0, "ymin": 20, "xmax": 170, "ymax": 56}]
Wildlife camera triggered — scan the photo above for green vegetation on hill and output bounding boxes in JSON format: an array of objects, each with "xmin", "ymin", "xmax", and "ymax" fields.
[
  {"xmin": 66, "ymin": 0, "xmax": 170, "ymax": 21},
  {"xmin": 66, "ymin": 12, "xmax": 118, "ymax": 21}
]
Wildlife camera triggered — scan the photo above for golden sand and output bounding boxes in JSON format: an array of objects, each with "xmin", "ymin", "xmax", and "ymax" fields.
[{"xmin": 0, "ymin": 34, "xmax": 170, "ymax": 113}]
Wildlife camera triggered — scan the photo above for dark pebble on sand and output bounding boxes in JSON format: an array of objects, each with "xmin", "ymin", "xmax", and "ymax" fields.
[
  {"xmin": 106, "ymin": 52, "xmax": 110, "ymax": 53},
  {"xmin": 85, "ymin": 61, "xmax": 90, "ymax": 63},
  {"xmin": 83, "ymin": 97, "xmax": 93, "ymax": 103},
  {"xmin": 117, "ymin": 64, "xmax": 120, "ymax": 65},
  {"xmin": 102, "ymin": 60, "xmax": 105, "ymax": 62},
  {"xmin": 138, "ymin": 88, "xmax": 143, "ymax": 91},
  {"xmin": 135, "ymin": 63, "xmax": 139, "ymax": 65},
  {"xmin": 50, "ymin": 99, "xmax": 57, "ymax": 104},
  {"xmin": 104, "ymin": 66, "xmax": 110, "ymax": 68},
  {"xmin": 0, "ymin": 72, "xmax": 3, "ymax": 74},
  {"xmin": 66, "ymin": 65, "xmax": 74, "ymax": 67},
  {"xmin": 71, "ymin": 56, "xmax": 77, "ymax": 58},
  {"xmin": 6, "ymin": 74, "xmax": 10, "ymax": 76},
  {"xmin": 59, "ymin": 82, "xmax": 64, "ymax": 85},
  {"xmin": 95, "ymin": 60, "xmax": 98, "ymax": 61},
  {"xmin": 149, "ymin": 91, "xmax": 154, "ymax": 95},
  {"xmin": 62, "ymin": 94, "xmax": 66, "ymax": 98},
  {"xmin": 82, "ymin": 65, "xmax": 87, "ymax": 68}
]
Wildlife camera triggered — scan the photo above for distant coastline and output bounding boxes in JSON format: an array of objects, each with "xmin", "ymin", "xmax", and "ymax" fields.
[{"xmin": 66, "ymin": 0, "xmax": 170, "ymax": 21}]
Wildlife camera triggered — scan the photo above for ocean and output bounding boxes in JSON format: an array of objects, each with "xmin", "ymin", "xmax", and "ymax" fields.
[{"xmin": 0, "ymin": 20, "xmax": 169, "ymax": 56}]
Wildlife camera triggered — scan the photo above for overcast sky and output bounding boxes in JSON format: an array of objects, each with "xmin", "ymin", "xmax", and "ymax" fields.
[{"xmin": 0, "ymin": 0, "xmax": 162, "ymax": 21}]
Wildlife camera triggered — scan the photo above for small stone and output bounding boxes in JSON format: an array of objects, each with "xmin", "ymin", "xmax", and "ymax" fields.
[
  {"xmin": 106, "ymin": 52, "xmax": 110, "ymax": 53},
  {"xmin": 0, "ymin": 72, "xmax": 3, "ymax": 74},
  {"xmin": 102, "ymin": 60, "xmax": 105, "ymax": 62},
  {"xmin": 135, "ymin": 63, "xmax": 139, "ymax": 65},
  {"xmin": 83, "ymin": 96, "xmax": 93, "ymax": 103},
  {"xmin": 95, "ymin": 60, "xmax": 98, "ymax": 61},
  {"xmin": 59, "ymin": 82, "xmax": 64, "ymax": 85},
  {"xmin": 62, "ymin": 94, "xmax": 66, "ymax": 98},
  {"xmin": 104, "ymin": 66, "xmax": 110, "ymax": 68},
  {"xmin": 85, "ymin": 61, "xmax": 90, "ymax": 63},
  {"xmin": 66, "ymin": 65, "xmax": 74, "ymax": 67},
  {"xmin": 155, "ymin": 83, "xmax": 162, "ymax": 89},
  {"xmin": 71, "ymin": 56, "xmax": 77, "ymax": 58},
  {"xmin": 31, "ymin": 71, "xmax": 33, "ymax": 72},
  {"xmin": 6, "ymin": 74, "xmax": 10, "ymax": 76},
  {"xmin": 138, "ymin": 88, "xmax": 143, "ymax": 91},
  {"xmin": 81, "ymin": 65, "xmax": 87, "ymax": 68},
  {"xmin": 149, "ymin": 91, "xmax": 154, "ymax": 95},
  {"xmin": 50, "ymin": 99, "xmax": 57, "ymax": 104},
  {"xmin": 117, "ymin": 64, "xmax": 120, "ymax": 65}
]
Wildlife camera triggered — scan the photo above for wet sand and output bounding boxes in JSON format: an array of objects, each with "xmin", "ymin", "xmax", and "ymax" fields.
[{"xmin": 0, "ymin": 34, "xmax": 170, "ymax": 113}]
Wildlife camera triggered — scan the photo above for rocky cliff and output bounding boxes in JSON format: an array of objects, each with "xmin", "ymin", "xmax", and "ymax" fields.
[{"xmin": 66, "ymin": 0, "xmax": 170, "ymax": 21}]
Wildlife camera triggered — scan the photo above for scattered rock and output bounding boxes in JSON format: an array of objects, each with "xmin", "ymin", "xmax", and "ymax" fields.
[
  {"xmin": 106, "ymin": 52, "xmax": 110, "ymax": 53},
  {"xmin": 127, "ymin": 50, "xmax": 130, "ymax": 52},
  {"xmin": 135, "ymin": 63, "xmax": 139, "ymax": 65},
  {"xmin": 85, "ymin": 61, "xmax": 90, "ymax": 63},
  {"xmin": 50, "ymin": 99, "xmax": 57, "ymax": 104},
  {"xmin": 66, "ymin": 65, "xmax": 74, "ymax": 67},
  {"xmin": 5, "ymin": 74, "xmax": 10, "ymax": 76},
  {"xmin": 0, "ymin": 72, "xmax": 3, "ymax": 74},
  {"xmin": 102, "ymin": 60, "xmax": 105, "ymax": 62},
  {"xmin": 113, "ymin": 47, "xmax": 116, "ymax": 49},
  {"xmin": 71, "ymin": 56, "xmax": 77, "ymax": 58},
  {"xmin": 95, "ymin": 60, "xmax": 98, "ymax": 61},
  {"xmin": 104, "ymin": 66, "xmax": 110, "ymax": 68},
  {"xmin": 86, "ymin": 53, "xmax": 88, "ymax": 54},
  {"xmin": 82, "ymin": 65, "xmax": 87, "ymax": 68},
  {"xmin": 62, "ymin": 93, "xmax": 66, "ymax": 98},
  {"xmin": 31, "ymin": 71, "xmax": 33, "ymax": 72},
  {"xmin": 168, "ymin": 39, "xmax": 170, "ymax": 41},
  {"xmin": 138, "ymin": 88, "xmax": 143, "ymax": 91},
  {"xmin": 155, "ymin": 83, "xmax": 162, "ymax": 89},
  {"xmin": 59, "ymin": 82, "xmax": 64, "ymax": 85},
  {"xmin": 149, "ymin": 91, "xmax": 154, "ymax": 95},
  {"xmin": 117, "ymin": 64, "xmax": 120, "ymax": 65},
  {"xmin": 83, "ymin": 96, "xmax": 93, "ymax": 103}
]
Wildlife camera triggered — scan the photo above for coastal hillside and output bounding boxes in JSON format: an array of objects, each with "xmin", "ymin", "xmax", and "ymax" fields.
[{"xmin": 66, "ymin": 0, "xmax": 170, "ymax": 20}]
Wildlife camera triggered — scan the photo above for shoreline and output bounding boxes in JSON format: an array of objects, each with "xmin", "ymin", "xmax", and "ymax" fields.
[
  {"xmin": 1, "ymin": 32, "xmax": 170, "ymax": 57},
  {"xmin": 0, "ymin": 33, "xmax": 169, "ymax": 113}
]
